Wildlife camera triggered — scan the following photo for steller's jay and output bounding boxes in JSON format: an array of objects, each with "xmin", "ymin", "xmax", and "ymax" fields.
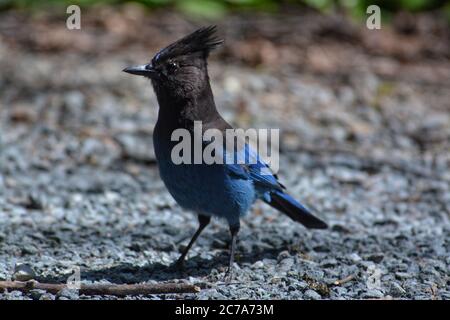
[{"xmin": 123, "ymin": 26, "xmax": 327, "ymax": 279}]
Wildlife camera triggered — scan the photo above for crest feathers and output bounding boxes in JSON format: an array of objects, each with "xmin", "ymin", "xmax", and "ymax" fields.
[{"xmin": 153, "ymin": 25, "xmax": 223, "ymax": 63}]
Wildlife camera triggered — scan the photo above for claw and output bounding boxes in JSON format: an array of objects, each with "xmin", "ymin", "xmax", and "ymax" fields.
[
  {"xmin": 223, "ymin": 266, "xmax": 233, "ymax": 282},
  {"xmin": 175, "ymin": 258, "xmax": 185, "ymax": 269}
]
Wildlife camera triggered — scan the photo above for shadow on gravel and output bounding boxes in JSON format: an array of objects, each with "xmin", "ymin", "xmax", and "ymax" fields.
[
  {"xmin": 80, "ymin": 248, "xmax": 281, "ymax": 283},
  {"xmin": 82, "ymin": 261, "xmax": 212, "ymax": 283}
]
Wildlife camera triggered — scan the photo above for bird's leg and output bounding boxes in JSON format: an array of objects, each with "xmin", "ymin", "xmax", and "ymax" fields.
[
  {"xmin": 224, "ymin": 222, "xmax": 240, "ymax": 282},
  {"xmin": 176, "ymin": 214, "xmax": 211, "ymax": 268}
]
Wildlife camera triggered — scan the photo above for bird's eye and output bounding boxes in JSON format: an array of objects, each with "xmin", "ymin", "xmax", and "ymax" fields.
[{"xmin": 167, "ymin": 61, "xmax": 178, "ymax": 73}]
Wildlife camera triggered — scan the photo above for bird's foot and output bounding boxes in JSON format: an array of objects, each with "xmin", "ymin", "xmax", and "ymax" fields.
[
  {"xmin": 170, "ymin": 256, "xmax": 186, "ymax": 271},
  {"xmin": 222, "ymin": 266, "xmax": 233, "ymax": 283}
]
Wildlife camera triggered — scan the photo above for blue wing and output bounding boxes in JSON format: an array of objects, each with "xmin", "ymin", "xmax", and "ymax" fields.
[
  {"xmin": 224, "ymin": 144, "xmax": 283, "ymax": 200},
  {"xmin": 224, "ymin": 143, "xmax": 327, "ymax": 229}
]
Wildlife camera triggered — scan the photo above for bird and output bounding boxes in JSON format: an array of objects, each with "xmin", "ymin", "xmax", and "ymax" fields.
[{"xmin": 123, "ymin": 26, "xmax": 327, "ymax": 279}]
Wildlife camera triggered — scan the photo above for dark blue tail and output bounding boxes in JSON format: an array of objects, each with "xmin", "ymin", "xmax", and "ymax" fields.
[{"xmin": 267, "ymin": 190, "xmax": 327, "ymax": 229}]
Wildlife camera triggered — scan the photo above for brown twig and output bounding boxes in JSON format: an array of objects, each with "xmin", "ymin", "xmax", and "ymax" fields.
[
  {"xmin": 0, "ymin": 280, "xmax": 200, "ymax": 296},
  {"xmin": 333, "ymin": 274, "xmax": 356, "ymax": 286}
]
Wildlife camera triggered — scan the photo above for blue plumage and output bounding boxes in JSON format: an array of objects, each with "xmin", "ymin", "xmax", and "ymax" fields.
[{"xmin": 153, "ymin": 137, "xmax": 256, "ymax": 228}]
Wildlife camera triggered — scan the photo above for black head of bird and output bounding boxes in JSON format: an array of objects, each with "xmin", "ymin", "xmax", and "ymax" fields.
[{"xmin": 123, "ymin": 25, "xmax": 223, "ymax": 102}]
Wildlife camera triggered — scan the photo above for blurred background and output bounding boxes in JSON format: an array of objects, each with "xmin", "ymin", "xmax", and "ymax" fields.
[{"xmin": 0, "ymin": 0, "xmax": 449, "ymax": 300}]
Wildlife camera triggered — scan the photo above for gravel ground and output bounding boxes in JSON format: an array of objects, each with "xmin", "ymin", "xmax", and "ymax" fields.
[{"xmin": 0, "ymin": 8, "xmax": 449, "ymax": 300}]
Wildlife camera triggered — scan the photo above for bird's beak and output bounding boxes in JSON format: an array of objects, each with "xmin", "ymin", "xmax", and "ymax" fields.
[{"xmin": 123, "ymin": 63, "xmax": 158, "ymax": 78}]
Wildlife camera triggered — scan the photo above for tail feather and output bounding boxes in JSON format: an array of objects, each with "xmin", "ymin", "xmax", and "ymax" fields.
[{"xmin": 267, "ymin": 191, "xmax": 327, "ymax": 229}]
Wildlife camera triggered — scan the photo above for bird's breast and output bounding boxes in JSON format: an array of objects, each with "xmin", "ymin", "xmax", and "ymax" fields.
[{"xmin": 152, "ymin": 127, "xmax": 256, "ymax": 219}]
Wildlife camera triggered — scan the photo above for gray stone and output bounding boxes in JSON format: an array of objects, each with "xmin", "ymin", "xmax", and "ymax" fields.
[
  {"xmin": 304, "ymin": 289, "xmax": 322, "ymax": 300},
  {"xmin": 13, "ymin": 263, "xmax": 36, "ymax": 281},
  {"xmin": 29, "ymin": 289, "xmax": 47, "ymax": 300},
  {"xmin": 56, "ymin": 288, "xmax": 79, "ymax": 300},
  {"xmin": 362, "ymin": 289, "xmax": 385, "ymax": 299}
]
